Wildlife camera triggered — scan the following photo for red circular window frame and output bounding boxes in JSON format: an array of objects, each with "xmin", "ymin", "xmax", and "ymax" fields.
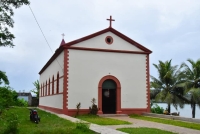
[{"xmin": 105, "ymin": 36, "xmax": 113, "ymax": 45}]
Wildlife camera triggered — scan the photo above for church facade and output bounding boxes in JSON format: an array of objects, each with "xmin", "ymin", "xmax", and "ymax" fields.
[{"xmin": 39, "ymin": 19, "xmax": 152, "ymax": 116}]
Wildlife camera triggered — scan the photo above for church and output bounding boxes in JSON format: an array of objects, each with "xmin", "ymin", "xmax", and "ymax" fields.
[{"xmin": 39, "ymin": 16, "xmax": 152, "ymax": 116}]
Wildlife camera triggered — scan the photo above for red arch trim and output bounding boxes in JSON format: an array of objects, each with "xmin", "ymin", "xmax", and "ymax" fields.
[{"xmin": 98, "ymin": 75, "xmax": 122, "ymax": 114}]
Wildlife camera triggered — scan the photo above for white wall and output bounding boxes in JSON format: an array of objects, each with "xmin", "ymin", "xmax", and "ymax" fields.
[
  {"xmin": 39, "ymin": 51, "xmax": 64, "ymax": 106},
  {"xmin": 72, "ymin": 32, "xmax": 144, "ymax": 52},
  {"xmin": 67, "ymin": 49, "xmax": 147, "ymax": 109},
  {"xmin": 39, "ymin": 94, "xmax": 63, "ymax": 109}
]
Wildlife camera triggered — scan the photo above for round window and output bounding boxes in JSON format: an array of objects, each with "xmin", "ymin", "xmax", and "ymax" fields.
[{"xmin": 105, "ymin": 36, "xmax": 113, "ymax": 44}]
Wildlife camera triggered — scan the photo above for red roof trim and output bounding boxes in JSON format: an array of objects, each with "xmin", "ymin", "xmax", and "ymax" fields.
[
  {"xmin": 39, "ymin": 47, "xmax": 63, "ymax": 74},
  {"xmin": 65, "ymin": 27, "xmax": 152, "ymax": 53}
]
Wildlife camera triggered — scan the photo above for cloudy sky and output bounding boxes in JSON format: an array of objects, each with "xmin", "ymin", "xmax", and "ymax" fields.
[{"xmin": 0, "ymin": 0, "xmax": 200, "ymax": 93}]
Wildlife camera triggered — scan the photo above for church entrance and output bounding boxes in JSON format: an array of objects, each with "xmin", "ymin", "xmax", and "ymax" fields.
[{"xmin": 102, "ymin": 79, "xmax": 116, "ymax": 114}]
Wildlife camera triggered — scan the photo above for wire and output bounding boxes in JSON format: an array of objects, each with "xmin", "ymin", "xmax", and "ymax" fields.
[{"xmin": 28, "ymin": 5, "xmax": 63, "ymax": 72}]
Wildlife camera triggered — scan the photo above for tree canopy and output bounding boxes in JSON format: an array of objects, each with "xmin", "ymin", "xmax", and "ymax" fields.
[{"xmin": 0, "ymin": 0, "xmax": 30, "ymax": 47}]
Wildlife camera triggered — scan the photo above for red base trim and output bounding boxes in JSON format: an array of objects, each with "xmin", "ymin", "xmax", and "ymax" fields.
[
  {"xmin": 68, "ymin": 109, "xmax": 90, "ymax": 116},
  {"xmin": 39, "ymin": 105, "xmax": 63, "ymax": 114}
]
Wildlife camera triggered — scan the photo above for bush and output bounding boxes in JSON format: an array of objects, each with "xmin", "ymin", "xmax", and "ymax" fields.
[
  {"xmin": 89, "ymin": 98, "xmax": 98, "ymax": 115},
  {"xmin": 15, "ymin": 98, "xmax": 28, "ymax": 107},
  {"xmin": 151, "ymin": 104, "xmax": 164, "ymax": 114}
]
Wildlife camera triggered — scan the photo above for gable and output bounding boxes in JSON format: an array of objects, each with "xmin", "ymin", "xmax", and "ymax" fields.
[
  {"xmin": 64, "ymin": 27, "xmax": 152, "ymax": 53},
  {"xmin": 70, "ymin": 32, "xmax": 144, "ymax": 52}
]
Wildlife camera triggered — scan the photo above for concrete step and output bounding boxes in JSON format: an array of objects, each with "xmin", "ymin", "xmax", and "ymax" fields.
[{"xmin": 98, "ymin": 114, "xmax": 128, "ymax": 117}]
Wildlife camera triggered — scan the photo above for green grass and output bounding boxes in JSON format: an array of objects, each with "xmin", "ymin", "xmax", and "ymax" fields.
[
  {"xmin": 130, "ymin": 114, "xmax": 200, "ymax": 130},
  {"xmin": 117, "ymin": 127, "xmax": 177, "ymax": 134},
  {"xmin": 0, "ymin": 107, "xmax": 96, "ymax": 134},
  {"xmin": 76, "ymin": 114, "xmax": 131, "ymax": 125}
]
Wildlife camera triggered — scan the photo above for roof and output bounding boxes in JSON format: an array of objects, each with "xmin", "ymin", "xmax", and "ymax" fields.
[{"xmin": 39, "ymin": 27, "xmax": 152, "ymax": 74}]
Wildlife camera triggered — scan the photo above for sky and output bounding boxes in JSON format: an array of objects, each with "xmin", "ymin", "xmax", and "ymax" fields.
[{"xmin": 0, "ymin": 0, "xmax": 200, "ymax": 93}]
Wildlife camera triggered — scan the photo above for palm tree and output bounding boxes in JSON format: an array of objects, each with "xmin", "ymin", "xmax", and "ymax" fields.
[
  {"xmin": 180, "ymin": 59, "xmax": 200, "ymax": 118},
  {"xmin": 151, "ymin": 60, "xmax": 184, "ymax": 113}
]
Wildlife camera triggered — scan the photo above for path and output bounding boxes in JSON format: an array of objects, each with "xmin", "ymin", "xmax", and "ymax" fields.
[{"xmin": 106, "ymin": 116, "xmax": 200, "ymax": 134}]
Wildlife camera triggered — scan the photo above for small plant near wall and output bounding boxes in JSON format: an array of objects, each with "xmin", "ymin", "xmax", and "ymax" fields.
[
  {"xmin": 75, "ymin": 102, "xmax": 81, "ymax": 117},
  {"xmin": 89, "ymin": 98, "xmax": 98, "ymax": 115},
  {"xmin": 151, "ymin": 104, "xmax": 164, "ymax": 114}
]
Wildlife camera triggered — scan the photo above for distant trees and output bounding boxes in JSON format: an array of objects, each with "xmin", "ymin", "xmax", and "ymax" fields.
[
  {"xmin": 31, "ymin": 80, "xmax": 40, "ymax": 98},
  {"xmin": 151, "ymin": 58, "xmax": 200, "ymax": 118}
]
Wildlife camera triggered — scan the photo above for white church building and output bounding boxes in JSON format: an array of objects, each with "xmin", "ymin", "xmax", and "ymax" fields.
[{"xmin": 39, "ymin": 16, "xmax": 152, "ymax": 116}]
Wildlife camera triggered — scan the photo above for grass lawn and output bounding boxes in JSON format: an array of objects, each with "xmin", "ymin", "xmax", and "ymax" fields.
[
  {"xmin": 76, "ymin": 114, "xmax": 131, "ymax": 125},
  {"xmin": 0, "ymin": 107, "xmax": 96, "ymax": 134},
  {"xmin": 117, "ymin": 127, "xmax": 177, "ymax": 134},
  {"xmin": 130, "ymin": 114, "xmax": 200, "ymax": 130}
]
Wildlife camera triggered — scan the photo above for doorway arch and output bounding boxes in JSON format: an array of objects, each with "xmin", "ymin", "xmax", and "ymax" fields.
[{"xmin": 98, "ymin": 75, "xmax": 122, "ymax": 114}]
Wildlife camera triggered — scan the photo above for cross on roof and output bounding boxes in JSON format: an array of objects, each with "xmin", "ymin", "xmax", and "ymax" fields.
[
  {"xmin": 61, "ymin": 33, "xmax": 65, "ymax": 39},
  {"xmin": 107, "ymin": 16, "xmax": 115, "ymax": 28}
]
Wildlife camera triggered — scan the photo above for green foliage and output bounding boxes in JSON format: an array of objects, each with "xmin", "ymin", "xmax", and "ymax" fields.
[
  {"xmin": 0, "ymin": 0, "xmax": 30, "ymax": 47},
  {"xmin": 0, "ymin": 71, "xmax": 9, "ymax": 85},
  {"xmin": 75, "ymin": 102, "xmax": 81, "ymax": 117},
  {"xmin": 151, "ymin": 104, "xmax": 164, "ymax": 114},
  {"xmin": 117, "ymin": 127, "xmax": 176, "ymax": 134},
  {"xmin": 89, "ymin": 98, "xmax": 98, "ymax": 115},
  {"xmin": 130, "ymin": 114, "xmax": 200, "ymax": 130},
  {"xmin": 0, "ymin": 86, "xmax": 17, "ymax": 109},
  {"xmin": 15, "ymin": 98, "xmax": 28, "ymax": 107},
  {"xmin": 31, "ymin": 80, "xmax": 40, "ymax": 98},
  {"xmin": 76, "ymin": 122, "xmax": 90, "ymax": 132},
  {"xmin": 2, "ymin": 111, "xmax": 19, "ymax": 134}
]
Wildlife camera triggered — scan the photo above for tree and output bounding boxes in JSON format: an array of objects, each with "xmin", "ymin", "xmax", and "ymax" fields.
[
  {"xmin": 151, "ymin": 60, "xmax": 184, "ymax": 113},
  {"xmin": 31, "ymin": 80, "xmax": 40, "ymax": 98},
  {"xmin": 0, "ymin": 0, "xmax": 30, "ymax": 47},
  {"xmin": 180, "ymin": 59, "xmax": 200, "ymax": 118},
  {"xmin": 0, "ymin": 70, "xmax": 9, "ymax": 85}
]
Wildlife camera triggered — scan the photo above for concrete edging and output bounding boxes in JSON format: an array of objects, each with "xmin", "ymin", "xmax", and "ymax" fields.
[{"xmin": 142, "ymin": 112, "xmax": 200, "ymax": 124}]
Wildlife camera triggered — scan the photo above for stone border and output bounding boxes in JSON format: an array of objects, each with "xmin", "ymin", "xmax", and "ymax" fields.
[{"xmin": 142, "ymin": 112, "xmax": 200, "ymax": 124}]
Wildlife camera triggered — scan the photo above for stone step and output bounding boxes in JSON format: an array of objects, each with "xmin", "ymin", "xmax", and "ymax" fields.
[{"xmin": 98, "ymin": 114, "xmax": 128, "ymax": 117}]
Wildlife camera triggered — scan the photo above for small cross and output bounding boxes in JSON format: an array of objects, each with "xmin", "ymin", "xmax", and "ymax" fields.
[
  {"xmin": 61, "ymin": 33, "xmax": 65, "ymax": 39},
  {"xmin": 107, "ymin": 16, "xmax": 115, "ymax": 28}
]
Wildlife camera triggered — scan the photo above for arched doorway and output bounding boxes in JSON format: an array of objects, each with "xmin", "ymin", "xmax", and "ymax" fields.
[
  {"xmin": 98, "ymin": 75, "xmax": 122, "ymax": 114},
  {"xmin": 102, "ymin": 79, "xmax": 116, "ymax": 114}
]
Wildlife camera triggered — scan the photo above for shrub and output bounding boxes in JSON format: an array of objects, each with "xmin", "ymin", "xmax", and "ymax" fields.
[
  {"xmin": 89, "ymin": 98, "xmax": 98, "ymax": 115},
  {"xmin": 75, "ymin": 102, "xmax": 81, "ymax": 117},
  {"xmin": 3, "ymin": 112, "xmax": 19, "ymax": 134},
  {"xmin": 151, "ymin": 104, "xmax": 164, "ymax": 114},
  {"xmin": 15, "ymin": 98, "xmax": 28, "ymax": 107}
]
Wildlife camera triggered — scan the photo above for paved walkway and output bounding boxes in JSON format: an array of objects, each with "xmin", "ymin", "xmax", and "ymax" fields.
[
  {"xmin": 39, "ymin": 108, "xmax": 200, "ymax": 134},
  {"xmin": 106, "ymin": 116, "xmax": 200, "ymax": 134}
]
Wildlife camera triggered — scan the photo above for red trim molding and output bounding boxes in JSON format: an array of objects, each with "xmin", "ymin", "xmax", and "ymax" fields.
[
  {"xmin": 63, "ymin": 49, "xmax": 69, "ymax": 114},
  {"xmin": 98, "ymin": 75, "xmax": 122, "ymax": 114},
  {"xmin": 146, "ymin": 55, "xmax": 150, "ymax": 112},
  {"xmin": 64, "ymin": 46, "xmax": 149, "ymax": 54},
  {"xmin": 39, "ymin": 105, "xmax": 63, "ymax": 114},
  {"xmin": 68, "ymin": 109, "xmax": 90, "ymax": 116}
]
